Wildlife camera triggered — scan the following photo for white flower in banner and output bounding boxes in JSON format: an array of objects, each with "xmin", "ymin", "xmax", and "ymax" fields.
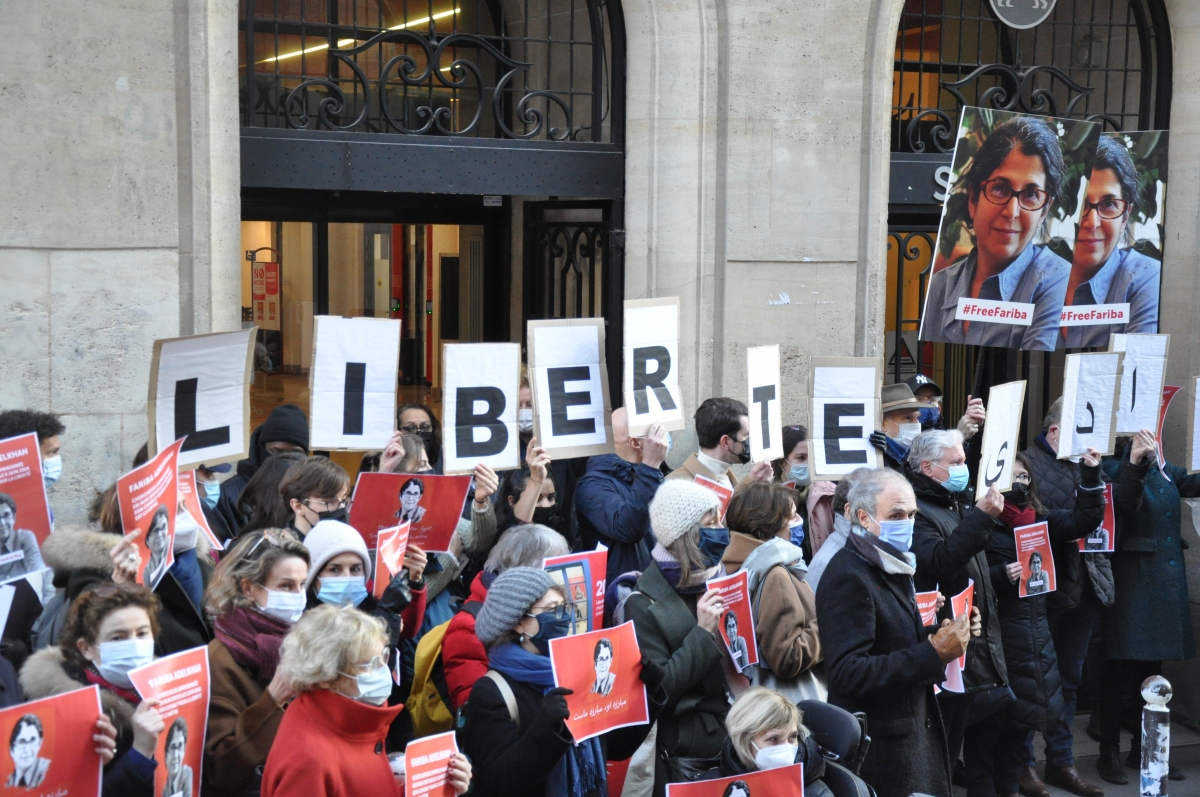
[{"xmin": 1056, "ymin": 122, "xmax": 1066, "ymax": 137}]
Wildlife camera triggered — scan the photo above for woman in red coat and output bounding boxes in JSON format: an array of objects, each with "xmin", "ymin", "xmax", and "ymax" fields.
[{"xmin": 261, "ymin": 605, "xmax": 472, "ymax": 797}]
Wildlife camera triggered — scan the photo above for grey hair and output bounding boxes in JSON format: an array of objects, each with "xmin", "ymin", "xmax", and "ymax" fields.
[
  {"xmin": 908, "ymin": 429, "xmax": 965, "ymax": 468},
  {"xmin": 1042, "ymin": 397, "xmax": 1063, "ymax": 432},
  {"xmin": 847, "ymin": 469, "xmax": 912, "ymax": 529},
  {"xmin": 833, "ymin": 467, "xmax": 874, "ymax": 517},
  {"xmin": 483, "ymin": 524, "xmax": 570, "ymax": 573}
]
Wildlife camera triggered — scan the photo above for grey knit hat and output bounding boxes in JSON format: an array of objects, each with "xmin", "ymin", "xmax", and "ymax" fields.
[
  {"xmin": 475, "ymin": 566, "xmax": 557, "ymax": 646},
  {"xmin": 649, "ymin": 480, "xmax": 722, "ymax": 548}
]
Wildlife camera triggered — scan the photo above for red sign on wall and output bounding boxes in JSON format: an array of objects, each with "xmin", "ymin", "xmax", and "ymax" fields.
[{"xmin": 252, "ymin": 262, "xmax": 281, "ymax": 331}]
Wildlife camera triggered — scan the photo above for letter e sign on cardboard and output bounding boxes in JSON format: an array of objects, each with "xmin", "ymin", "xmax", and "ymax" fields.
[
  {"xmin": 809, "ymin": 357, "xmax": 883, "ymax": 480},
  {"xmin": 528, "ymin": 319, "xmax": 613, "ymax": 459},
  {"xmin": 310, "ymin": 316, "xmax": 402, "ymax": 450}
]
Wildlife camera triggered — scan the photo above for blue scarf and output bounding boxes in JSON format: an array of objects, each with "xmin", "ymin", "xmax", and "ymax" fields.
[
  {"xmin": 488, "ymin": 643, "xmax": 606, "ymax": 797},
  {"xmin": 884, "ymin": 434, "xmax": 911, "ymax": 465}
]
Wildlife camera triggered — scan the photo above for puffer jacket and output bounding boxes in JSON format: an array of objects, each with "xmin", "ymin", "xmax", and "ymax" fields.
[{"xmin": 985, "ymin": 461, "xmax": 1105, "ymax": 730}]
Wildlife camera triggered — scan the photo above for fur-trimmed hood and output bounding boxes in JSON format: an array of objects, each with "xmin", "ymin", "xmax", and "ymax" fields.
[
  {"xmin": 41, "ymin": 525, "xmax": 212, "ymax": 582},
  {"xmin": 19, "ymin": 647, "xmax": 136, "ymax": 733}
]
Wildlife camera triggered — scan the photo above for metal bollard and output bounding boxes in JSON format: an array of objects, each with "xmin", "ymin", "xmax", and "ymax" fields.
[{"xmin": 1140, "ymin": 675, "xmax": 1172, "ymax": 797}]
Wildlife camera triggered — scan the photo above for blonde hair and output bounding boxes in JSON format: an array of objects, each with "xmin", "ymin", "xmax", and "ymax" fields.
[
  {"xmin": 725, "ymin": 687, "xmax": 803, "ymax": 770},
  {"xmin": 204, "ymin": 529, "xmax": 310, "ymax": 618},
  {"xmin": 277, "ymin": 604, "xmax": 388, "ymax": 693}
]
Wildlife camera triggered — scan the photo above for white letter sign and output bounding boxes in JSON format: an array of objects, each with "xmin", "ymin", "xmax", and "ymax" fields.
[
  {"xmin": 623, "ymin": 297, "xmax": 684, "ymax": 436},
  {"xmin": 148, "ymin": 329, "xmax": 256, "ymax": 469},
  {"xmin": 975, "ymin": 380, "xmax": 1026, "ymax": 495},
  {"xmin": 809, "ymin": 357, "xmax": 883, "ymax": 480},
  {"xmin": 1059, "ymin": 352, "xmax": 1123, "ymax": 459},
  {"xmin": 747, "ymin": 345, "xmax": 783, "ymax": 461},
  {"xmin": 443, "ymin": 343, "xmax": 520, "ymax": 474},
  {"xmin": 1188, "ymin": 376, "xmax": 1200, "ymax": 475},
  {"xmin": 528, "ymin": 318, "xmax": 613, "ymax": 459},
  {"xmin": 309, "ymin": 316, "xmax": 402, "ymax": 450},
  {"xmin": 1109, "ymin": 333, "xmax": 1169, "ymax": 434}
]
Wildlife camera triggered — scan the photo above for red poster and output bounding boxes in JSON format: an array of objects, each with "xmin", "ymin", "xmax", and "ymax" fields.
[
  {"xmin": 914, "ymin": 590, "xmax": 940, "ymax": 626},
  {"xmin": 372, "ymin": 522, "xmax": 411, "ymax": 599},
  {"xmin": 705, "ymin": 570, "xmax": 759, "ymax": 672},
  {"xmin": 1015, "ymin": 522, "xmax": 1055, "ymax": 598},
  {"xmin": 1078, "ymin": 483, "xmax": 1116, "ymax": 553},
  {"xmin": 665, "ymin": 764, "xmax": 804, "ymax": 797},
  {"xmin": 128, "ymin": 647, "xmax": 210, "ymax": 797},
  {"xmin": 607, "ymin": 759, "xmax": 631, "ymax": 797},
  {"xmin": 178, "ymin": 471, "xmax": 223, "ymax": 552},
  {"xmin": 404, "ymin": 730, "xmax": 459, "ymax": 797},
  {"xmin": 348, "ymin": 472, "xmax": 472, "ymax": 552},
  {"xmin": 0, "ymin": 684, "xmax": 104, "ymax": 794},
  {"xmin": 549, "ymin": 621, "xmax": 650, "ymax": 743},
  {"xmin": 117, "ymin": 439, "xmax": 184, "ymax": 590},
  {"xmin": 1156, "ymin": 385, "xmax": 1183, "ymax": 472},
  {"xmin": 950, "ymin": 580, "xmax": 974, "ymax": 669},
  {"xmin": 693, "ymin": 475, "xmax": 733, "ymax": 520},
  {"xmin": 252, "ymin": 262, "xmax": 281, "ymax": 331},
  {"xmin": 0, "ymin": 433, "xmax": 53, "ymax": 546},
  {"xmin": 544, "ymin": 547, "xmax": 608, "ymax": 635}
]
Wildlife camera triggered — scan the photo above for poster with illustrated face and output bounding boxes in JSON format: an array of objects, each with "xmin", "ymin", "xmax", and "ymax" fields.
[
  {"xmin": 664, "ymin": 764, "xmax": 804, "ymax": 797},
  {"xmin": 1078, "ymin": 483, "xmax": 1116, "ymax": 553},
  {"xmin": 177, "ymin": 470, "xmax": 223, "ymax": 552},
  {"xmin": 919, "ymin": 107, "xmax": 1100, "ymax": 351},
  {"xmin": 1015, "ymin": 522, "xmax": 1055, "ymax": 598},
  {"xmin": 0, "ymin": 433, "xmax": 53, "ymax": 547},
  {"xmin": 975, "ymin": 380, "xmax": 1026, "ymax": 496},
  {"xmin": 347, "ymin": 473, "xmax": 471, "ymax": 552},
  {"xmin": 117, "ymin": 439, "xmax": 184, "ymax": 591},
  {"xmin": 548, "ymin": 621, "xmax": 649, "ymax": 743},
  {"xmin": 623, "ymin": 297, "xmax": 685, "ymax": 436},
  {"xmin": 128, "ymin": 647, "xmax": 210, "ymax": 797},
  {"xmin": 372, "ymin": 522, "xmax": 411, "ymax": 599},
  {"xmin": 0, "ymin": 685, "xmax": 104, "ymax": 794},
  {"xmin": 1058, "ymin": 352, "xmax": 1122, "ymax": 459},
  {"xmin": 543, "ymin": 547, "xmax": 607, "ymax": 635},
  {"xmin": 704, "ymin": 570, "xmax": 758, "ymax": 673},
  {"xmin": 915, "ymin": 590, "xmax": 940, "ymax": 626}
]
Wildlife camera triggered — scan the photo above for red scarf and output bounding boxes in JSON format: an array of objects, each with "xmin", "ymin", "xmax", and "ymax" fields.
[
  {"xmin": 214, "ymin": 605, "xmax": 291, "ymax": 683},
  {"xmin": 84, "ymin": 668, "xmax": 142, "ymax": 705},
  {"xmin": 999, "ymin": 500, "xmax": 1037, "ymax": 529}
]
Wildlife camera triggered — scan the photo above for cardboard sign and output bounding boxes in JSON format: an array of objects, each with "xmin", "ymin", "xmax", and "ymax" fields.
[
  {"xmin": 117, "ymin": 439, "xmax": 183, "ymax": 591},
  {"xmin": 177, "ymin": 471, "xmax": 223, "ymax": 552},
  {"xmin": 693, "ymin": 476, "xmax": 733, "ymax": 521},
  {"xmin": 543, "ymin": 547, "xmax": 608, "ymax": 635},
  {"xmin": 0, "ymin": 433, "xmax": 53, "ymax": 546},
  {"xmin": 0, "ymin": 570, "xmax": 50, "ymax": 631},
  {"xmin": 1188, "ymin": 376, "xmax": 1200, "ymax": 475},
  {"xmin": 348, "ymin": 473, "xmax": 471, "ymax": 552},
  {"xmin": 1156, "ymin": 385, "xmax": 1183, "ymax": 473},
  {"xmin": 665, "ymin": 764, "xmax": 804, "ymax": 797},
  {"xmin": 549, "ymin": 621, "xmax": 649, "ymax": 743},
  {"xmin": 1109, "ymin": 333, "xmax": 1169, "ymax": 435},
  {"xmin": 0, "ymin": 685, "xmax": 104, "ymax": 794},
  {"xmin": 442, "ymin": 343, "xmax": 521, "ymax": 475},
  {"xmin": 528, "ymin": 319, "xmax": 613, "ymax": 459},
  {"xmin": 310, "ymin": 316, "xmax": 402, "ymax": 451},
  {"xmin": 404, "ymin": 730, "xmax": 460, "ymax": 797},
  {"xmin": 746, "ymin": 346, "xmax": 783, "ymax": 462},
  {"xmin": 623, "ymin": 297, "xmax": 685, "ymax": 436},
  {"xmin": 128, "ymin": 647, "xmax": 211, "ymax": 797},
  {"xmin": 372, "ymin": 522, "xmax": 411, "ymax": 599},
  {"xmin": 976, "ymin": 380, "xmax": 1026, "ymax": 496},
  {"xmin": 705, "ymin": 570, "xmax": 758, "ymax": 673},
  {"xmin": 915, "ymin": 590, "xmax": 940, "ymax": 626},
  {"xmin": 1078, "ymin": 483, "xmax": 1116, "ymax": 552},
  {"xmin": 252, "ymin": 261, "xmax": 281, "ymax": 331},
  {"xmin": 1059, "ymin": 352, "xmax": 1122, "ymax": 459},
  {"xmin": 808, "ymin": 357, "xmax": 883, "ymax": 480},
  {"xmin": 1015, "ymin": 522, "xmax": 1055, "ymax": 598},
  {"xmin": 147, "ymin": 329, "xmax": 255, "ymax": 470}
]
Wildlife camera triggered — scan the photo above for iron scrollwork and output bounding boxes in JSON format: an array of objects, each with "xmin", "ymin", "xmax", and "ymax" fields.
[
  {"xmin": 942, "ymin": 62, "xmax": 1095, "ymax": 117},
  {"xmin": 533, "ymin": 223, "xmax": 605, "ymax": 318}
]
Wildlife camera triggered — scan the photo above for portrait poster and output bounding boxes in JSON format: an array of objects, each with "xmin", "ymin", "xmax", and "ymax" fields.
[
  {"xmin": 0, "ymin": 433, "xmax": 53, "ymax": 546},
  {"xmin": 147, "ymin": 328, "xmax": 255, "ymax": 470},
  {"xmin": 1015, "ymin": 522, "xmax": 1055, "ymax": 598},
  {"xmin": 549, "ymin": 621, "xmax": 649, "ymax": 744},
  {"xmin": 403, "ymin": 730, "xmax": 460, "ymax": 797},
  {"xmin": 665, "ymin": 764, "xmax": 804, "ymax": 797},
  {"xmin": 623, "ymin": 297, "xmax": 685, "ymax": 436},
  {"xmin": 347, "ymin": 473, "xmax": 471, "ymax": 552},
  {"xmin": 915, "ymin": 590, "xmax": 940, "ymax": 627},
  {"xmin": 704, "ymin": 570, "xmax": 758, "ymax": 673},
  {"xmin": 918, "ymin": 107, "xmax": 1101, "ymax": 352},
  {"xmin": 746, "ymin": 345, "xmax": 783, "ymax": 462},
  {"xmin": 1058, "ymin": 352, "xmax": 1122, "ymax": 459},
  {"xmin": 543, "ymin": 547, "xmax": 607, "ymax": 635},
  {"xmin": 1078, "ymin": 483, "xmax": 1116, "ymax": 553},
  {"xmin": 808, "ymin": 357, "xmax": 883, "ymax": 480},
  {"xmin": 975, "ymin": 380, "xmax": 1026, "ymax": 495},
  {"xmin": 116, "ymin": 439, "xmax": 183, "ymax": 591},
  {"xmin": 1188, "ymin": 376, "xmax": 1200, "ymax": 475},
  {"xmin": 1109, "ymin": 333, "xmax": 1169, "ymax": 434},
  {"xmin": 1155, "ymin": 385, "xmax": 1183, "ymax": 473},
  {"xmin": 177, "ymin": 471, "xmax": 223, "ymax": 552},
  {"xmin": 372, "ymin": 522, "xmax": 411, "ymax": 599},
  {"xmin": 693, "ymin": 476, "xmax": 733, "ymax": 521},
  {"xmin": 528, "ymin": 319, "xmax": 614, "ymax": 460},
  {"xmin": 0, "ymin": 684, "xmax": 103, "ymax": 795},
  {"xmin": 442, "ymin": 343, "xmax": 521, "ymax": 475},
  {"xmin": 128, "ymin": 647, "xmax": 210, "ymax": 797},
  {"xmin": 309, "ymin": 316, "xmax": 402, "ymax": 451},
  {"xmin": 1059, "ymin": 131, "xmax": 1168, "ymax": 348}
]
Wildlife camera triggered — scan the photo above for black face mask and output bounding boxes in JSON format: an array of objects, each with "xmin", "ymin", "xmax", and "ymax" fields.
[
  {"xmin": 532, "ymin": 504, "xmax": 560, "ymax": 530},
  {"xmin": 419, "ymin": 430, "xmax": 441, "ymax": 466},
  {"xmin": 1004, "ymin": 482, "xmax": 1031, "ymax": 508},
  {"xmin": 735, "ymin": 438, "xmax": 752, "ymax": 466},
  {"xmin": 314, "ymin": 506, "xmax": 349, "ymax": 524}
]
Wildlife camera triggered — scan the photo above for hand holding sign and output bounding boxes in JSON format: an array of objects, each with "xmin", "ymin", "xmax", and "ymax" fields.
[
  {"xmin": 1130, "ymin": 428, "xmax": 1156, "ymax": 465},
  {"xmin": 975, "ymin": 486, "xmax": 1005, "ymax": 518},
  {"xmin": 975, "ymin": 381, "xmax": 1025, "ymax": 495}
]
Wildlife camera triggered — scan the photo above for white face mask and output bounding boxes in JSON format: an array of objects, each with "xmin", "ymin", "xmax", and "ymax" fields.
[
  {"xmin": 518, "ymin": 408, "xmax": 534, "ymax": 433},
  {"xmin": 42, "ymin": 455, "xmax": 62, "ymax": 487},
  {"xmin": 174, "ymin": 510, "xmax": 199, "ymax": 553},
  {"xmin": 258, "ymin": 588, "xmax": 306, "ymax": 624},
  {"xmin": 896, "ymin": 423, "xmax": 922, "ymax": 446},
  {"xmin": 752, "ymin": 741, "xmax": 798, "ymax": 771},
  {"xmin": 96, "ymin": 638, "xmax": 155, "ymax": 688}
]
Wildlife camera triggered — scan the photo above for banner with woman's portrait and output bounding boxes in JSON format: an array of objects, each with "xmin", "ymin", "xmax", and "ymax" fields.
[
  {"xmin": 128, "ymin": 647, "xmax": 211, "ymax": 797},
  {"xmin": 0, "ymin": 685, "xmax": 104, "ymax": 795},
  {"xmin": 116, "ymin": 439, "xmax": 183, "ymax": 591}
]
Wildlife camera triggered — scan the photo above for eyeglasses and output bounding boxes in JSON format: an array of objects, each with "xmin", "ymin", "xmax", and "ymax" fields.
[
  {"xmin": 526, "ymin": 603, "xmax": 575, "ymax": 621},
  {"xmin": 347, "ymin": 653, "xmax": 389, "ymax": 673},
  {"xmin": 1081, "ymin": 197, "xmax": 1130, "ymax": 220},
  {"xmin": 399, "ymin": 424, "xmax": 434, "ymax": 435},
  {"xmin": 243, "ymin": 529, "xmax": 293, "ymax": 559},
  {"xmin": 978, "ymin": 179, "xmax": 1051, "ymax": 212},
  {"xmin": 304, "ymin": 498, "xmax": 348, "ymax": 511},
  {"xmin": 1013, "ymin": 473, "xmax": 1032, "ymax": 485}
]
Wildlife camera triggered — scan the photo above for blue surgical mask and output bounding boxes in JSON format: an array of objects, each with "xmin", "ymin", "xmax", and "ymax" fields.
[
  {"xmin": 941, "ymin": 463, "xmax": 970, "ymax": 494},
  {"xmin": 528, "ymin": 610, "xmax": 574, "ymax": 655},
  {"xmin": 918, "ymin": 407, "xmax": 941, "ymax": 428},
  {"xmin": 317, "ymin": 576, "xmax": 368, "ymax": 607},
  {"xmin": 201, "ymin": 479, "xmax": 222, "ymax": 508},
  {"xmin": 96, "ymin": 638, "xmax": 155, "ymax": 688},
  {"xmin": 341, "ymin": 662, "xmax": 394, "ymax": 705},
  {"xmin": 697, "ymin": 526, "xmax": 730, "ymax": 568},
  {"xmin": 788, "ymin": 464, "xmax": 811, "ymax": 487},
  {"xmin": 42, "ymin": 455, "xmax": 62, "ymax": 488},
  {"xmin": 788, "ymin": 517, "xmax": 806, "ymax": 548},
  {"xmin": 871, "ymin": 515, "xmax": 915, "ymax": 553}
]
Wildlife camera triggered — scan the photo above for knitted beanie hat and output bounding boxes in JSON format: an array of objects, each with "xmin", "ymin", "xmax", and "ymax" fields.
[
  {"xmin": 650, "ymin": 480, "xmax": 722, "ymax": 548},
  {"xmin": 475, "ymin": 566, "xmax": 556, "ymax": 646},
  {"xmin": 302, "ymin": 520, "xmax": 372, "ymax": 589}
]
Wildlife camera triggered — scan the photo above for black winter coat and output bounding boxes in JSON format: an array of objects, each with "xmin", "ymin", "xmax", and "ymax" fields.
[
  {"xmin": 702, "ymin": 735, "xmax": 831, "ymax": 797},
  {"xmin": 908, "ymin": 468, "xmax": 1008, "ymax": 695},
  {"xmin": 985, "ymin": 462, "xmax": 1105, "ymax": 731},
  {"xmin": 816, "ymin": 531, "xmax": 951, "ymax": 797}
]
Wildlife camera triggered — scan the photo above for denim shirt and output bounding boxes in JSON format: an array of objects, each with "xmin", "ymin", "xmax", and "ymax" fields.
[
  {"xmin": 1060, "ymin": 247, "xmax": 1161, "ymax": 348},
  {"xmin": 921, "ymin": 244, "xmax": 1070, "ymax": 351}
]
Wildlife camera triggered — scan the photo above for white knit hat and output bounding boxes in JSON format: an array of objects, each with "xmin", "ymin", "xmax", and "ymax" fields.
[
  {"xmin": 302, "ymin": 520, "xmax": 372, "ymax": 588},
  {"xmin": 649, "ymin": 480, "xmax": 722, "ymax": 547}
]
